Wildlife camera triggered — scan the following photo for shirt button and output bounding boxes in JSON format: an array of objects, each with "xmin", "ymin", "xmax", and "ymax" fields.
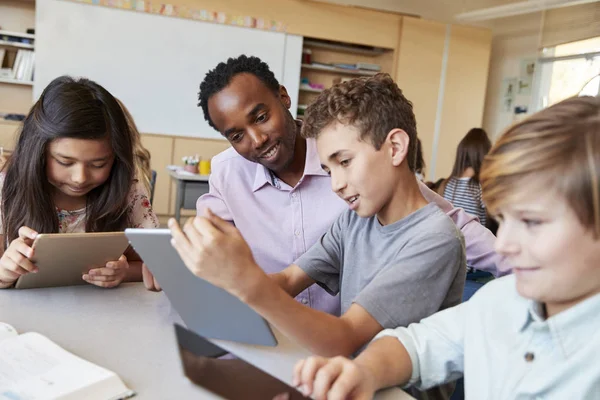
[
  {"xmin": 301, "ymin": 299, "xmax": 308, "ymax": 305},
  {"xmin": 295, "ymin": 230, "xmax": 300, "ymax": 236},
  {"xmin": 524, "ymin": 352, "xmax": 535, "ymax": 362},
  {"xmin": 291, "ymin": 192, "xmax": 297, "ymax": 198}
]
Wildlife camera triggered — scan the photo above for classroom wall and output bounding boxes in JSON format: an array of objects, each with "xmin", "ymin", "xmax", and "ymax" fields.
[
  {"xmin": 1, "ymin": 1, "xmax": 493, "ymax": 215},
  {"xmin": 159, "ymin": 0, "xmax": 402, "ymax": 49},
  {"xmin": 482, "ymin": 12, "xmax": 542, "ymax": 139},
  {"xmin": 436, "ymin": 24, "xmax": 492, "ymax": 179},
  {"xmin": 395, "ymin": 18, "xmax": 445, "ymax": 181},
  {"xmin": 396, "ymin": 17, "xmax": 492, "ymax": 180}
]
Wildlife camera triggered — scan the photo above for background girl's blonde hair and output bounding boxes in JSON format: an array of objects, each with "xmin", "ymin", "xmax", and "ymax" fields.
[
  {"xmin": 116, "ymin": 99, "xmax": 153, "ymax": 196},
  {"xmin": 481, "ymin": 96, "xmax": 600, "ymax": 238}
]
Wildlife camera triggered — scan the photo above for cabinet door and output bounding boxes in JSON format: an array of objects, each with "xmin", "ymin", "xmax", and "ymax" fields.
[
  {"xmin": 140, "ymin": 134, "xmax": 174, "ymax": 215},
  {"xmin": 438, "ymin": 25, "xmax": 492, "ymax": 178}
]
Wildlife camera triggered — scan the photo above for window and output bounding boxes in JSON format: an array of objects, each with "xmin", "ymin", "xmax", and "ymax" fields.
[{"xmin": 534, "ymin": 37, "xmax": 600, "ymax": 111}]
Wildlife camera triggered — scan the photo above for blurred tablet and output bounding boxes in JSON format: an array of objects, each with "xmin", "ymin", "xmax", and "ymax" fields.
[{"xmin": 175, "ymin": 324, "xmax": 308, "ymax": 400}]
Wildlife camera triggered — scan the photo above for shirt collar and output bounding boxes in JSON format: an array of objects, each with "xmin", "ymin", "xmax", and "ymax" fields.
[
  {"xmin": 252, "ymin": 121, "xmax": 327, "ymax": 192},
  {"xmin": 517, "ymin": 291, "xmax": 600, "ymax": 357}
]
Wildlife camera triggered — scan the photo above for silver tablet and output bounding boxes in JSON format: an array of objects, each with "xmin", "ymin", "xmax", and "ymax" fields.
[
  {"xmin": 15, "ymin": 232, "xmax": 130, "ymax": 289},
  {"xmin": 125, "ymin": 229, "xmax": 277, "ymax": 347}
]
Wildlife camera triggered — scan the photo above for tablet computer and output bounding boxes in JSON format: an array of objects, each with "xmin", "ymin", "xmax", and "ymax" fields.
[
  {"xmin": 125, "ymin": 228, "xmax": 277, "ymax": 347},
  {"xmin": 174, "ymin": 324, "xmax": 308, "ymax": 400},
  {"xmin": 15, "ymin": 232, "xmax": 130, "ymax": 289}
]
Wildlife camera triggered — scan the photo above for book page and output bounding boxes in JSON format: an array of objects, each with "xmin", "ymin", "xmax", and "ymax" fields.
[
  {"xmin": 0, "ymin": 332, "xmax": 133, "ymax": 400},
  {"xmin": 0, "ymin": 323, "xmax": 17, "ymax": 343}
]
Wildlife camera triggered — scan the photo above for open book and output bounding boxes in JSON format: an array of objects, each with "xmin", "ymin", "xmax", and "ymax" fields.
[{"xmin": 0, "ymin": 323, "xmax": 135, "ymax": 400}]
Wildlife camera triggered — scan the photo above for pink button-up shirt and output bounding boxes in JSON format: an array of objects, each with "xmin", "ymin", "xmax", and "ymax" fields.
[{"xmin": 197, "ymin": 139, "xmax": 509, "ymax": 316}]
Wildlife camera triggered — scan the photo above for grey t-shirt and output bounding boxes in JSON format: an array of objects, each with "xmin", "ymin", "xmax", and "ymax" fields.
[{"xmin": 295, "ymin": 203, "xmax": 466, "ymax": 329}]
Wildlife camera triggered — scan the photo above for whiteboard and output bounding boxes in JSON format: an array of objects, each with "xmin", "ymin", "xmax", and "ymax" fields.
[{"xmin": 35, "ymin": 0, "xmax": 301, "ymax": 139}]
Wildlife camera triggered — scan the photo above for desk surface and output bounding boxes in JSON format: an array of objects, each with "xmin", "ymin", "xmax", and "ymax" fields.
[
  {"xmin": 0, "ymin": 284, "xmax": 412, "ymax": 399},
  {"xmin": 168, "ymin": 169, "xmax": 210, "ymax": 182}
]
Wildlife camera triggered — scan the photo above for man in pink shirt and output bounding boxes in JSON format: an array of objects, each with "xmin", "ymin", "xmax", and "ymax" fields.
[{"xmin": 143, "ymin": 55, "xmax": 508, "ymax": 313}]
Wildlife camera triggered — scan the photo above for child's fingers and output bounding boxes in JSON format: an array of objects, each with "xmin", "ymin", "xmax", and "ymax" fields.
[
  {"xmin": 327, "ymin": 359, "xmax": 368, "ymax": 400},
  {"xmin": 184, "ymin": 218, "xmax": 207, "ymax": 244},
  {"xmin": 106, "ymin": 259, "xmax": 128, "ymax": 269},
  {"xmin": 204, "ymin": 208, "xmax": 238, "ymax": 234},
  {"xmin": 312, "ymin": 359, "xmax": 345, "ymax": 400},
  {"xmin": 87, "ymin": 267, "xmax": 119, "ymax": 277},
  {"xmin": 0, "ymin": 261, "xmax": 24, "ymax": 280},
  {"xmin": 293, "ymin": 359, "xmax": 306, "ymax": 387},
  {"xmin": 142, "ymin": 264, "xmax": 161, "ymax": 291},
  {"xmin": 11, "ymin": 239, "xmax": 34, "ymax": 259},
  {"xmin": 7, "ymin": 245, "xmax": 38, "ymax": 273},
  {"xmin": 85, "ymin": 277, "xmax": 120, "ymax": 288},
  {"xmin": 192, "ymin": 216, "xmax": 221, "ymax": 240},
  {"xmin": 299, "ymin": 356, "xmax": 328, "ymax": 396},
  {"xmin": 17, "ymin": 226, "xmax": 38, "ymax": 241},
  {"xmin": 169, "ymin": 218, "xmax": 193, "ymax": 253}
]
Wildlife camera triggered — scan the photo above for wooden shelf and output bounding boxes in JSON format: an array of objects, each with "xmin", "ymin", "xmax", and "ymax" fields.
[
  {"xmin": 0, "ymin": 119, "xmax": 22, "ymax": 127},
  {"xmin": 0, "ymin": 30, "xmax": 35, "ymax": 40},
  {"xmin": 303, "ymin": 39, "xmax": 388, "ymax": 56},
  {"xmin": 299, "ymin": 85, "xmax": 323, "ymax": 93},
  {"xmin": 301, "ymin": 64, "xmax": 377, "ymax": 77},
  {"xmin": 0, "ymin": 78, "xmax": 33, "ymax": 86},
  {"xmin": 0, "ymin": 40, "xmax": 34, "ymax": 50}
]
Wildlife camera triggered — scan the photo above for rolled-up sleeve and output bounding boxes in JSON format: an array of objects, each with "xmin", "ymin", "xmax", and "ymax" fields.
[{"xmin": 373, "ymin": 301, "xmax": 469, "ymax": 390}]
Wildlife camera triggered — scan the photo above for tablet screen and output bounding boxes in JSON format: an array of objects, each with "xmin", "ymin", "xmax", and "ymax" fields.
[{"xmin": 175, "ymin": 324, "xmax": 309, "ymax": 400}]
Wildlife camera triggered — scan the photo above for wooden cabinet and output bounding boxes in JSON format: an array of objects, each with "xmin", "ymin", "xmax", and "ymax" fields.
[
  {"xmin": 298, "ymin": 38, "xmax": 396, "ymax": 119},
  {"xmin": 139, "ymin": 134, "xmax": 229, "ymax": 217},
  {"xmin": 395, "ymin": 17, "xmax": 492, "ymax": 180},
  {"xmin": 169, "ymin": 137, "xmax": 229, "ymax": 216}
]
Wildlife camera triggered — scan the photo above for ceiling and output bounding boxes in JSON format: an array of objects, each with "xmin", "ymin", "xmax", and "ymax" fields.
[{"xmin": 309, "ymin": 0, "xmax": 535, "ymax": 25}]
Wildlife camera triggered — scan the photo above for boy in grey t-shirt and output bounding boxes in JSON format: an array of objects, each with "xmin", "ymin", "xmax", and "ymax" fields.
[
  {"xmin": 169, "ymin": 74, "xmax": 466, "ymax": 399},
  {"xmin": 295, "ymin": 203, "xmax": 464, "ymax": 330}
]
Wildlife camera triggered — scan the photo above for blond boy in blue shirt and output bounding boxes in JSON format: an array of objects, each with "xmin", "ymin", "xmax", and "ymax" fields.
[{"xmin": 293, "ymin": 95, "xmax": 600, "ymax": 400}]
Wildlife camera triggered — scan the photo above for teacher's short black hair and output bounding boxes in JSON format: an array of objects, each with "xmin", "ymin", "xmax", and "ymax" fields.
[{"xmin": 198, "ymin": 55, "xmax": 280, "ymax": 130}]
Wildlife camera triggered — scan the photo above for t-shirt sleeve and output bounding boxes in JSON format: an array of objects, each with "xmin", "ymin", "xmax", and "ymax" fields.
[
  {"xmin": 355, "ymin": 232, "xmax": 465, "ymax": 329},
  {"xmin": 127, "ymin": 179, "xmax": 160, "ymax": 228},
  {"xmin": 293, "ymin": 212, "xmax": 346, "ymax": 296}
]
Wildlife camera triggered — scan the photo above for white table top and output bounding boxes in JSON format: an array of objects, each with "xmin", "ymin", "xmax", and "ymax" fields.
[
  {"xmin": 168, "ymin": 169, "xmax": 210, "ymax": 182},
  {"xmin": 0, "ymin": 284, "xmax": 412, "ymax": 399}
]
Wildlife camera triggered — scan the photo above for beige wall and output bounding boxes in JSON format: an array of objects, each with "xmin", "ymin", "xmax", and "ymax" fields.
[
  {"xmin": 482, "ymin": 12, "xmax": 542, "ymax": 139},
  {"xmin": 436, "ymin": 24, "xmax": 492, "ymax": 179},
  {"xmin": 1, "ymin": 1, "xmax": 493, "ymax": 213},
  {"xmin": 158, "ymin": 0, "xmax": 401, "ymax": 48},
  {"xmin": 0, "ymin": 0, "xmax": 36, "ymax": 33},
  {"xmin": 395, "ymin": 17, "xmax": 446, "ymax": 181},
  {"xmin": 396, "ymin": 17, "xmax": 492, "ymax": 180}
]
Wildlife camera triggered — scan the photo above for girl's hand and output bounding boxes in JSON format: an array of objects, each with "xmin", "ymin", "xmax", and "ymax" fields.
[
  {"xmin": 84, "ymin": 254, "xmax": 128, "ymax": 288},
  {"xmin": 142, "ymin": 263, "xmax": 161, "ymax": 292},
  {"xmin": 0, "ymin": 227, "xmax": 38, "ymax": 287}
]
